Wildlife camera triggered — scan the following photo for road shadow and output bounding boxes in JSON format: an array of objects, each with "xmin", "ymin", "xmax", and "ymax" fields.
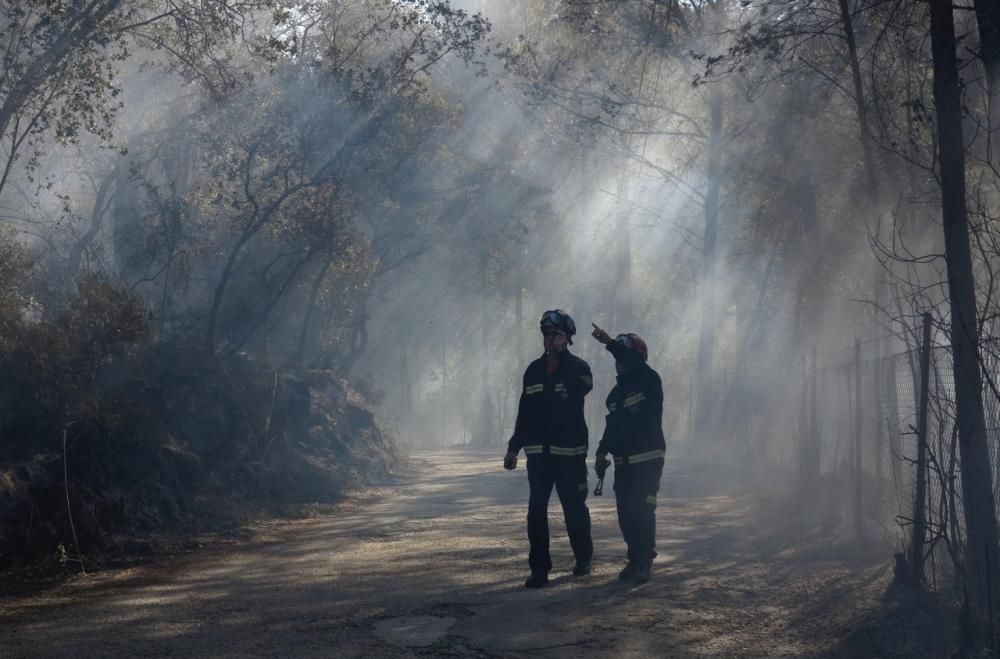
[{"xmin": 1, "ymin": 447, "xmax": 921, "ymax": 657}]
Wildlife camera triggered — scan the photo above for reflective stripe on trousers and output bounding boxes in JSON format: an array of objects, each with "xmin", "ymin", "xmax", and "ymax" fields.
[
  {"xmin": 523, "ymin": 444, "xmax": 587, "ymax": 457},
  {"xmin": 614, "ymin": 449, "xmax": 665, "ymax": 466},
  {"xmin": 526, "ymin": 455, "xmax": 592, "ymax": 573}
]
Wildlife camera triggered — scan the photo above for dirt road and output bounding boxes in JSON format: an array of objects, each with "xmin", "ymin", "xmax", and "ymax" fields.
[{"xmin": 1, "ymin": 449, "xmax": 944, "ymax": 657}]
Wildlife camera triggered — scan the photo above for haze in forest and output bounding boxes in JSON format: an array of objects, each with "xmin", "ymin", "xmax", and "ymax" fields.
[{"xmin": 4, "ymin": 0, "xmax": 1000, "ymax": 651}]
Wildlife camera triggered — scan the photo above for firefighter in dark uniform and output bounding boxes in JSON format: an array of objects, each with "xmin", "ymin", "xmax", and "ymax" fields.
[
  {"xmin": 504, "ymin": 309, "xmax": 594, "ymax": 588},
  {"xmin": 591, "ymin": 323, "xmax": 664, "ymax": 584}
]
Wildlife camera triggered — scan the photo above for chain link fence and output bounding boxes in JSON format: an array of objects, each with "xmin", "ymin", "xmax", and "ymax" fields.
[{"xmin": 804, "ymin": 330, "xmax": 1000, "ymax": 595}]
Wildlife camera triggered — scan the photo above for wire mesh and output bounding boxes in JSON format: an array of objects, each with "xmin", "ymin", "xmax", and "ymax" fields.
[{"xmin": 808, "ymin": 340, "xmax": 1000, "ymax": 594}]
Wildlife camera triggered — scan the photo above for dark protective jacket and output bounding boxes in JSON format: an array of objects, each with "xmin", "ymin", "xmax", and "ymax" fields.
[
  {"xmin": 596, "ymin": 341, "xmax": 665, "ymax": 465},
  {"xmin": 507, "ymin": 350, "xmax": 593, "ymax": 457}
]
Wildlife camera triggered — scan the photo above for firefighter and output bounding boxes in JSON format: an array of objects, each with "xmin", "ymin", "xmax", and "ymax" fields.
[
  {"xmin": 591, "ymin": 323, "xmax": 665, "ymax": 584},
  {"xmin": 504, "ymin": 309, "xmax": 595, "ymax": 588}
]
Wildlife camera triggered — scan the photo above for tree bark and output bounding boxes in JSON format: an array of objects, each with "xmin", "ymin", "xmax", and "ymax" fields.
[
  {"xmin": 226, "ymin": 254, "xmax": 311, "ymax": 356},
  {"xmin": 694, "ymin": 80, "xmax": 722, "ymax": 441},
  {"xmin": 67, "ymin": 162, "xmax": 120, "ymax": 279},
  {"xmin": 614, "ymin": 167, "xmax": 634, "ymax": 331},
  {"xmin": 838, "ymin": 0, "xmax": 888, "ymax": 389},
  {"xmin": 929, "ymin": 0, "xmax": 1000, "ymax": 637},
  {"xmin": 973, "ymin": 0, "xmax": 1000, "ymax": 95},
  {"xmin": 718, "ymin": 251, "xmax": 775, "ymax": 421},
  {"xmin": 295, "ymin": 255, "xmax": 335, "ymax": 366},
  {"xmin": 837, "ymin": 0, "xmax": 880, "ymax": 205},
  {"xmin": 341, "ymin": 311, "xmax": 369, "ymax": 376},
  {"xmin": 480, "ymin": 262, "xmax": 494, "ymax": 445},
  {"xmin": 401, "ymin": 335, "xmax": 412, "ymax": 414},
  {"xmin": 515, "ymin": 280, "xmax": 524, "ymax": 374},
  {"xmin": 205, "ymin": 223, "xmax": 258, "ymax": 352}
]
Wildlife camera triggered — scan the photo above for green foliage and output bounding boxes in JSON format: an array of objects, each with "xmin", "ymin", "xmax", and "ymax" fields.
[
  {"xmin": 0, "ymin": 262, "xmax": 395, "ymax": 568},
  {"xmin": 0, "ymin": 273, "xmax": 150, "ymax": 454},
  {"xmin": 0, "ymin": 227, "xmax": 33, "ymax": 343},
  {"xmin": 0, "ymin": 1, "xmax": 287, "ymax": 202}
]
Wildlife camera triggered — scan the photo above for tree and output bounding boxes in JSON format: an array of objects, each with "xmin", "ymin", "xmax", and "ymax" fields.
[
  {"xmin": 0, "ymin": 1, "xmax": 285, "ymax": 206},
  {"xmin": 928, "ymin": 0, "xmax": 1000, "ymax": 640}
]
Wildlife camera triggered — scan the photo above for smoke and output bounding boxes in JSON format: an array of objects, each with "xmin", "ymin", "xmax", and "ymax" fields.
[
  {"xmin": 0, "ymin": 0, "xmax": 913, "ymax": 493},
  {"xmin": 355, "ymin": 0, "xmax": 894, "ymax": 476}
]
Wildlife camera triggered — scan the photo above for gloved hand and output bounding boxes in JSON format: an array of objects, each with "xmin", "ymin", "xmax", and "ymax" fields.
[
  {"xmin": 595, "ymin": 452, "xmax": 610, "ymax": 478},
  {"xmin": 503, "ymin": 451, "xmax": 518, "ymax": 470}
]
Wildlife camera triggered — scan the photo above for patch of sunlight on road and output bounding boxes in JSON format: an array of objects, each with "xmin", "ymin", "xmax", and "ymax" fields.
[
  {"xmin": 148, "ymin": 622, "xmax": 200, "ymax": 638},
  {"xmin": 2, "ymin": 449, "xmax": 901, "ymax": 658},
  {"xmin": 117, "ymin": 586, "xmax": 231, "ymax": 608},
  {"xmin": 373, "ymin": 615, "xmax": 456, "ymax": 647}
]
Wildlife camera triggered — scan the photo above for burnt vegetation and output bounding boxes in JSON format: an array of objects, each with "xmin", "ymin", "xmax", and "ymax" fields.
[
  {"xmin": 3, "ymin": 0, "xmax": 1000, "ymax": 653},
  {"xmin": 0, "ymin": 0, "xmax": 491, "ymax": 577}
]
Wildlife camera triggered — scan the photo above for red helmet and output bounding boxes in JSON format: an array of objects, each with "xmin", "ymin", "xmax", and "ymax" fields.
[{"xmin": 615, "ymin": 333, "xmax": 648, "ymax": 362}]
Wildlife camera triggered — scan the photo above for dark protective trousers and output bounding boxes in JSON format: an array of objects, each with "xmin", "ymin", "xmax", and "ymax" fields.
[
  {"xmin": 526, "ymin": 455, "xmax": 593, "ymax": 574},
  {"xmin": 613, "ymin": 458, "xmax": 664, "ymax": 564}
]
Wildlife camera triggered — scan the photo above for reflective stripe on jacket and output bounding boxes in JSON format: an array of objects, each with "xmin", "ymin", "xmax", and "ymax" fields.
[
  {"xmin": 507, "ymin": 350, "xmax": 593, "ymax": 456},
  {"xmin": 597, "ymin": 340, "xmax": 665, "ymax": 462}
]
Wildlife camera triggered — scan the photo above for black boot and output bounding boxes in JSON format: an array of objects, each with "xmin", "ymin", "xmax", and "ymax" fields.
[
  {"xmin": 572, "ymin": 560, "xmax": 591, "ymax": 576},
  {"xmin": 631, "ymin": 560, "xmax": 652, "ymax": 584},
  {"xmin": 524, "ymin": 571, "xmax": 549, "ymax": 588},
  {"xmin": 618, "ymin": 562, "xmax": 636, "ymax": 581}
]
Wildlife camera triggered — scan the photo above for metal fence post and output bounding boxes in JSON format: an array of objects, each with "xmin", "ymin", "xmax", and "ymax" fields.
[
  {"xmin": 800, "ymin": 354, "xmax": 808, "ymax": 491},
  {"xmin": 854, "ymin": 338, "xmax": 864, "ymax": 544},
  {"xmin": 911, "ymin": 312, "xmax": 932, "ymax": 585},
  {"xmin": 688, "ymin": 374, "xmax": 694, "ymax": 445},
  {"xmin": 875, "ymin": 335, "xmax": 884, "ymax": 515},
  {"xmin": 810, "ymin": 346, "xmax": 819, "ymax": 481}
]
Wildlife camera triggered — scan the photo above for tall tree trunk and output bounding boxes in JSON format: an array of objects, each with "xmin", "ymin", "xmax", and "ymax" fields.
[
  {"xmin": 929, "ymin": 0, "xmax": 1000, "ymax": 640},
  {"xmin": 341, "ymin": 311, "xmax": 369, "ymax": 376},
  {"xmin": 401, "ymin": 335, "xmax": 412, "ymax": 414},
  {"xmin": 226, "ymin": 254, "xmax": 311, "ymax": 357},
  {"xmin": 614, "ymin": 169, "xmax": 634, "ymax": 331},
  {"xmin": 719, "ymin": 251, "xmax": 775, "ymax": 420},
  {"xmin": 295, "ymin": 255, "xmax": 335, "ymax": 366},
  {"xmin": 838, "ymin": 0, "xmax": 887, "ymax": 372},
  {"xmin": 837, "ymin": 0, "xmax": 880, "ymax": 205},
  {"xmin": 480, "ymin": 263, "xmax": 494, "ymax": 445},
  {"xmin": 67, "ymin": 162, "xmax": 119, "ymax": 279},
  {"xmin": 441, "ymin": 334, "xmax": 448, "ymax": 447},
  {"xmin": 205, "ymin": 225, "xmax": 257, "ymax": 352},
  {"xmin": 694, "ymin": 81, "xmax": 723, "ymax": 441},
  {"xmin": 515, "ymin": 279, "xmax": 524, "ymax": 373},
  {"xmin": 973, "ymin": 0, "xmax": 1000, "ymax": 96},
  {"xmin": 971, "ymin": 0, "xmax": 1000, "ymax": 163}
]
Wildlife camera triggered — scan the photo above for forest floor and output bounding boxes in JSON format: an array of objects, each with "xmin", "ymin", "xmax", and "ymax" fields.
[{"xmin": 0, "ymin": 448, "xmax": 958, "ymax": 657}]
